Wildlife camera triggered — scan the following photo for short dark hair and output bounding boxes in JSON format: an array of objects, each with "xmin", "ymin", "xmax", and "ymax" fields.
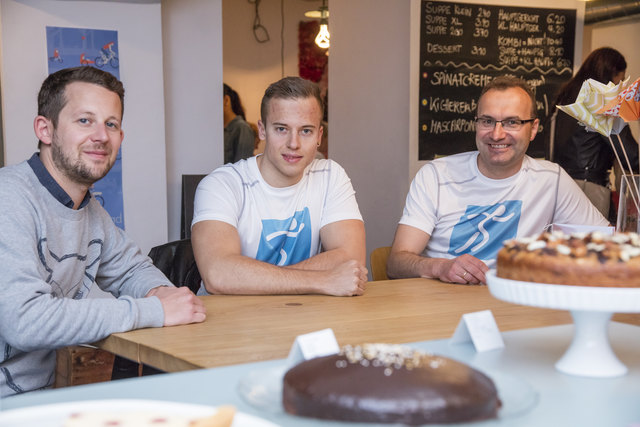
[
  {"xmin": 38, "ymin": 66, "xmax": 125, "ymax": 127},
  {"xmin": 260, "ymin": 76, "xmax": 324, "ymax": 123},
  {"xmin": 479, "ymin": 76, "xmax": 537, "ymax": 118}
]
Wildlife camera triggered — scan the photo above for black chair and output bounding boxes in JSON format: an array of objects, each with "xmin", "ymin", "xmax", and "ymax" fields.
[
  {"xmin": 181, "ymin": 174, "xmax": 207, "ymax": 239},
  {"xmin": 147, "ymin": 238, "xmax": 202, "ymax": 294},
  {"xmin": 112, "ymin": 239, "xmax": 202, "ymax": 380}
]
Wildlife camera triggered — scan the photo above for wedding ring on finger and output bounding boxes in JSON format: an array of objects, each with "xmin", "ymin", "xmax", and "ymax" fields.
[{"xmin": 462, "ymin": 271, "xmax": 468, "ymax": 280}]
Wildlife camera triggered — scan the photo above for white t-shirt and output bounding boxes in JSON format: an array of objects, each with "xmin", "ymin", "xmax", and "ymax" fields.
[
  {"xmin": 399, "ymin": 152, "xmax": 609, "ymax": 267},
  {"xmin": 193, "ymin": 156, "xmax": 362, "ymax": 266}
]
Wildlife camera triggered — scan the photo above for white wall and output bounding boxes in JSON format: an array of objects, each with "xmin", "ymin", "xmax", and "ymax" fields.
[
  {"xmin": 330, "ymin": 0, "xmax": 412, "ymax": 263},
  {"xmin": 161, "ymin": 0, "xmax": 223, "ymax": 242},
  {"xmin": 0, "ymin": 0, "xmax": 168, "ymax": 254},
  {"xmin": 222, "ymin": 0, "xmax": 322, "ymax": 127}
]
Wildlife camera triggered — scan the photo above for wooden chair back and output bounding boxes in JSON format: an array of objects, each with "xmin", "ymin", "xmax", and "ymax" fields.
[{"xmin": 370, "ymin": 246, "xmax": 391, "ymax": 281}]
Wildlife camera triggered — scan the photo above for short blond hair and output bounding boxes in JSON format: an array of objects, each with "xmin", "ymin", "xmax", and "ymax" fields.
[{"xmin": 260, "ymin": 77, "xmax": 323, "ymax": 123}]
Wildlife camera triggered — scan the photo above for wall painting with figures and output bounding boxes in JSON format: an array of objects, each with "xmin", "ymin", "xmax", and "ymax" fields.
[{"xmin": 46, "ymin": 26, "xmax": 125, "ymax": 229}]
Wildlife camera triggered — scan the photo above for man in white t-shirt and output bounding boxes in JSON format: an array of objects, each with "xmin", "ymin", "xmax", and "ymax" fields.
[
  {"xmin": 192, "ymin": 77, "xmax": 367, "ymax": 296},
  {"xmin": 387, "ymin": 76, "xmax": 608, "ymax": 285}
]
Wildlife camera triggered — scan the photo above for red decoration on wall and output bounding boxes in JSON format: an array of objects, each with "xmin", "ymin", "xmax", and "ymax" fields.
[{"xmin": 298, "ymin": 21, "xmax": 328, "ymax": 83}]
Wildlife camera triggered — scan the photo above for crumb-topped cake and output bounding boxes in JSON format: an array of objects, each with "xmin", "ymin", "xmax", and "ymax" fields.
[
  {"xmin": 497, "ymin": 231, "xmax": 640, "ymax": 287},
  {"xmin": 282, "ymin": 343, "xmax": 500, "ymax": 425}
]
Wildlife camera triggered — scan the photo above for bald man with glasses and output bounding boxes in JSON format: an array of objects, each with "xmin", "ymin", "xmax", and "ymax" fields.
[{"xmin": 387, "ymin": 76, "xmax": 608, "ymax": 285}]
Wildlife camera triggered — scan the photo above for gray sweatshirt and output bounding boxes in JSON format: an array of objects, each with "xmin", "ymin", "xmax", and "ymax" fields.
[{"xmin": 0, "ymin": 159, "xmax": 169, "ymax": 397}]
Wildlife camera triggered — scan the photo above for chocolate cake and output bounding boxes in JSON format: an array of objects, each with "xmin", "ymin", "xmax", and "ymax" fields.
[
  {"xmin": 282, "ymin": 344, "xmax": 500, "ymax": 425},
  {"xmin": 497, "ymin": 231, "xmax": 640, "ymax": 286}
]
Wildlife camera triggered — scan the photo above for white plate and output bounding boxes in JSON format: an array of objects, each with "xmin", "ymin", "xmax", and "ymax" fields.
[
  {"xmin": 486, "ymin": 270, "xmax": 640, "ymax": 312},
  {"xmin": 0, "ymin": 399, "xmax": 279, "ymax": 427},
  {"xmin": 238, "ymin": 364, "xmax": 537, "ymax": 423}
]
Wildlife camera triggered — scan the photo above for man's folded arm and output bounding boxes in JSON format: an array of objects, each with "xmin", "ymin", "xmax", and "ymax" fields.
[
  {"xmin": 287, "ymin": 219, "xmax": 366, "ymax": 271},
  {"xmin": 192, "ymin": 219, "xmax": 366, "ymax": 296}
]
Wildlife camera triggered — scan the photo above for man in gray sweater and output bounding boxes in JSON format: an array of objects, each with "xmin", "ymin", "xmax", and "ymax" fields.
[{"xmin": 0, "ymin": 66, "xmax": 206, "ymax": 397}]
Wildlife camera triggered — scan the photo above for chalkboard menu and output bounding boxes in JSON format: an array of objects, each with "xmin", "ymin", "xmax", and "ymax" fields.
[{"xmin": 419, "ymin": 1, "xmax": 576, "ymax": 160}]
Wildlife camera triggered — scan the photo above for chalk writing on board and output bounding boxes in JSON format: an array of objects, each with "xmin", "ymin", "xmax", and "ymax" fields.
[{"xmin": 419, "ymin": 0, "xmax": 576, "ymax": 160}]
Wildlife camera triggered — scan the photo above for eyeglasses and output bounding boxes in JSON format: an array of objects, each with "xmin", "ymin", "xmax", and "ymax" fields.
[{"xmin": 474, "ymin": 117, "xmax": 536, "ymax": 131}]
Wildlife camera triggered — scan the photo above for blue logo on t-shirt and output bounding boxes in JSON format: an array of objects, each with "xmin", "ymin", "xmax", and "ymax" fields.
[
  {"xmin": 448, "ymin": 201, "xmax": 521, "ymax": 261},
  {"xmin": 256, "ymin": 208, "xmax": 312, "ymax": 266}
]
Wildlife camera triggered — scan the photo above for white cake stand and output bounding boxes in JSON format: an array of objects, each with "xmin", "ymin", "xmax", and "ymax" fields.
[{"xmin": 487, "ymin": 270, "xmax": 640, "ymax": 378}]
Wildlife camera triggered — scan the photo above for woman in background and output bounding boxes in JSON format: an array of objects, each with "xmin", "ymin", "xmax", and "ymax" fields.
[
  {"xmin": 223, "ymin": 83, "xmax": 256, "ymax": 164},
  {"xmin": 548, "ymin": 47, "xmax": 638, "ymax": 221}
]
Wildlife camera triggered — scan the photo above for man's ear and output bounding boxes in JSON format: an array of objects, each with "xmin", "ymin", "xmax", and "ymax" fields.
[
  {"xmin": 34, "ymin": 116, "xmax": 53, "ymax": 146},
  {"xmin": 530, "ymin": 118, "xmax": 540, "ymax": 141},
  {"xmin": 317, "ymin": 124, "xmax": 324, "ymax": 145},
  {"xmin": 257, "ymin": 119, "xmax": 267, "ymax": 141}
]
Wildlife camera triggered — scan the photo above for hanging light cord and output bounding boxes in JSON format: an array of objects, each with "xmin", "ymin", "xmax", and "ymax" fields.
[
  {"xmin": 248, "ymin": 0, "xmax": 270, "ymax": 43},
  {"xmin": 247, "ymin": 0, "xmax": 284, "ymax": 76},
  {"xmin": 280, "ymin": 0, "xmax": 285, "ymax": 77}
]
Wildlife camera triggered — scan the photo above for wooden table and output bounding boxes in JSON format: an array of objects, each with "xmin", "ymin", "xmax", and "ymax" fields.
[{"xmin": 95, "ymin": 278, "xmax": 638, "ymax": 373}]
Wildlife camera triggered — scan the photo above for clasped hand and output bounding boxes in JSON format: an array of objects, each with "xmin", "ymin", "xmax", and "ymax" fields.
[
  {"xmin": 437, "ymin": 254, "xmax": 488, "ymax": 285},
  {"xmin": 146, "ymin": 286, "xmax": 207, "ymax": 326},
  {"xmin": 325, "ymin": 260, "xmax": 368, "ymax": 296}
]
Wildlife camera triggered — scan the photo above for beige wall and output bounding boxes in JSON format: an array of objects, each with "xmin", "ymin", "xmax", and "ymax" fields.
[
  {"xmin": 162, "ymin": 0, "xmax": 224, "ymax": 242},
  {"xmin": 222, "ymin": 0, "xmax": 322, "ymax": 127},
  {"xmin": 330, "ymin": 0, "xmax": 413, "ymax": 262},
  {"xmin": 223, "ymin": 0, "xmax": 411, "ymax": 267}
]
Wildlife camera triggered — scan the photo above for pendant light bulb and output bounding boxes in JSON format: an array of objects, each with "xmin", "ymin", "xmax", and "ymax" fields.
[{"xmin": 315, "ymin": 21, "xmax": 330, "ymax": 49}]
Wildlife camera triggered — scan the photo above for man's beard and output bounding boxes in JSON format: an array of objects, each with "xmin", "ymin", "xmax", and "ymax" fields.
[{"xmin": 51, "ymin": 134, "xmax": 113, "ymax": 186}]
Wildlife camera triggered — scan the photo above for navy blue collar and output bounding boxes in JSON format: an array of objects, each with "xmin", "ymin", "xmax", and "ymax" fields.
[{"xmin": 27, "ymin": 153, "xmax": 91, "ymax": 209}]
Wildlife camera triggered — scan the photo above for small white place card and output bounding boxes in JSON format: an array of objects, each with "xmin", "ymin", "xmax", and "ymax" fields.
[
  {"xmin": 450, "ymin": 310, "xmax": 504, "ymax": 352},
  {"xmin": 286, "ymin": 328, "xmax": 340, "ymax": 368}
]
